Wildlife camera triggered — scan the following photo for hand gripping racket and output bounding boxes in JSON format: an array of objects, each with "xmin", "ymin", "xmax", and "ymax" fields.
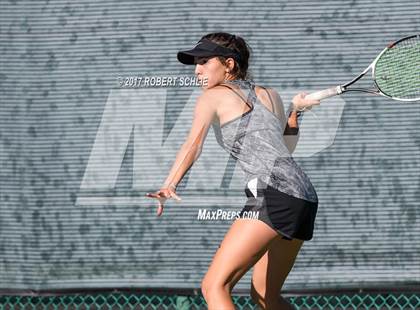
[{"xmin": 306, "ymin": 34, "xmax": 420, "ymax": 102}]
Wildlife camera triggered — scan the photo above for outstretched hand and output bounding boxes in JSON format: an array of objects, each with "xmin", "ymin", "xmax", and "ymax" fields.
[
  {"xmin": 292, "ymin": 92, "xmax": 321, "ymax": 112},
  {"xmin": 145, "ymin": 187, "xmax": 182, "ymax": 216}
]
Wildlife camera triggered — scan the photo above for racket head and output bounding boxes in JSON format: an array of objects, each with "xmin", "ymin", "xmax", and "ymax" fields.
[{"xmin": 372, "ymin": 34, "xmax": 420, "ymax": 102}]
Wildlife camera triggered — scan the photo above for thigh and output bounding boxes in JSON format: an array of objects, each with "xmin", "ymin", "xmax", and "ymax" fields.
[
  {"xmin": 251, "ymin": 236, "xmax": 304, "ymax": 297},
  {"xmin": 203, "ymin": 218, "xmax": 279, "ymax": 291}
]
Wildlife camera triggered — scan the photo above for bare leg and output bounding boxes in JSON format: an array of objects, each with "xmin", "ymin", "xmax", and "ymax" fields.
[
  {"xmin": 250, "ymin": 236, "xmax": 304, "ymax": 309},
  {"xmin": 201, "ymin": 219, "xmax": 279, "ymax": 310}
]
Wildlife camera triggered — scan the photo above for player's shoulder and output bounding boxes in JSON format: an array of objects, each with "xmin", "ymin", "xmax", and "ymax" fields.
[
  {"xmin": 202, "ymin": 83, "xmax": 240, "ymax": 95},
  {"xmin": 255, "ymin": 84, "xmax": 277, "ymax": 94},
  {"xmin": 254, "ymin": 84, "xmax": 281, "ymax": 102},
  {"xmin": 196, "ymin": 83, "xmax": 239, "ymax": 105}
]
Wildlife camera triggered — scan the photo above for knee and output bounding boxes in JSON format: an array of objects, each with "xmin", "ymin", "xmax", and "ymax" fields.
[
  {"xmin": 201, "ymin": 276, "xmax": 229, "ymax": 301},
  {"xmin": 200, "ymin": 277, "xmax": 211, "ymax": 300}
]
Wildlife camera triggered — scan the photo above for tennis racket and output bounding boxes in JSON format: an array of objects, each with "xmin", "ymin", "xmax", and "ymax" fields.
[{"xmin": 306, "ymin": 34, "xmax": 420, "ymax": 102}]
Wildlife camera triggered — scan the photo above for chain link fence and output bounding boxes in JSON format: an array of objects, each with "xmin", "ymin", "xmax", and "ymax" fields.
[{"xmin": 1, "ymin": 292, "xmax": 419, "ymax": 309}]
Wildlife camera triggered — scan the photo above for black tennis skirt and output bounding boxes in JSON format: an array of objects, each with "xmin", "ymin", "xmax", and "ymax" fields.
[{"xmin": 239, "ymin": 179, "xmax": 318, "ymax": 241}]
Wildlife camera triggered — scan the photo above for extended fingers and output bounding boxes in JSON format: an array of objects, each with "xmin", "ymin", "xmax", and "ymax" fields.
[
  {"xmin": 156, "ymin": 204, "xmax": 164, "ymax": 216},
  {"xmin": 146, "ymin": 190, "xmax": 167, "ymax": 198},
  {"xmin": 145, "ymin": 190, "xmax": 181, "ymax": 201},
  {"xmin": 169, "ymin": 190, "xmax": 182, "ymax": 201},
  {"xmin": 145, "ymin": 192, "xmax": 161, "ymax": 198}
]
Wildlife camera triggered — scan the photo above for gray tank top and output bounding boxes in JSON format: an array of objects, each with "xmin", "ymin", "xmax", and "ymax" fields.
[{"xmin": 211, "ymin": 79, "xmax": 318, "ymax": 203}]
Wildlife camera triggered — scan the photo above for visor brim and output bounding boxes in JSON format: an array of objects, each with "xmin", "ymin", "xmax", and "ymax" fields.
[
  {"xmin": 177, "ymin": 38, "xmax": 240, "ymax": 65},
  {"xmin": 177, "ymin": 49, "xmax": 217, "ymax": 65}
]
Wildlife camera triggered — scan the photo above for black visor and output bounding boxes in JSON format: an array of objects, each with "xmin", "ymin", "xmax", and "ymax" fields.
[{"xmin": 177, "ymin": 38, "xmax": 241, "ymax": 65}]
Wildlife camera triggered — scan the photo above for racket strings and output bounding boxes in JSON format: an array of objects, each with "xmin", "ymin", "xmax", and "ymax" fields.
[{"xmin": 374, "ymin": 36, "xmax": 419, "ymax": 100}]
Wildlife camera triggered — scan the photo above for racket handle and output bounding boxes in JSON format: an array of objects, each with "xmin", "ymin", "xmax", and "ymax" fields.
[{"xmin": 306, "ymin": 86, "xmax": 343, "ymax": 101}]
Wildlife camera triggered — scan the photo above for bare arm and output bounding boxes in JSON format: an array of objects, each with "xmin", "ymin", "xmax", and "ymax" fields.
[
  {"xmin": 145, "ymin": 90, "xmax": 217, "ymax": 216},
  {"xmin": 266, "ymin": 89, "xmax": 321, "ymax": 154},
  {"xmin": 161, "ymin": 90, "xmax": 217, "ymax": 190},
  {"xmin": 264, "ymin": 88, "xmax": 300, "ymax": 154}
]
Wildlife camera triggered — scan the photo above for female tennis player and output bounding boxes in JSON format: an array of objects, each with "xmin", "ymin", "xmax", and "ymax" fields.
[{"xmin": 145, "ymin": 32, "xmax": 320, "ymax": 310}]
